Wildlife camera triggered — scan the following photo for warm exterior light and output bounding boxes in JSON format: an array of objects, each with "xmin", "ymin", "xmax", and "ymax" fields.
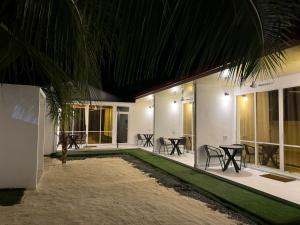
[
  {"xmin": 242, "ymin": 94, "xmax": 248, "ymax": 102},
  {"xmin": 147, "ymin": 94, "xmax": 154, "ymax": 100},
  {"xmin": 171, "ymin": 86, "xmax": 180, "ymax": 93},
  {"xmin": 220, "ymin": 69, "xmax": 230, "ymax": 79}
]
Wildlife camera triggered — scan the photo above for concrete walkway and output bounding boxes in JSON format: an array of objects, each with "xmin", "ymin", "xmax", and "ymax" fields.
[{"xmin": 139, "ymin": 146, "xmax": 300, "ymax": 206}]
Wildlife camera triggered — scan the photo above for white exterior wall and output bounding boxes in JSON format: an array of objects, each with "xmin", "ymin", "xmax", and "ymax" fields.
[
  {"xmin": 0, "ymin": 84, "xmax": 44, "ymax": 189},
  {"xmin": 129, "ymin": 99, "xmax": 154, "ymax": 145},
  {"xmin": 195, "ymin": 75, "xmax": 235, "ymax": 167},
  {"xmin": 43, "ymin": 108, "xmax": 56, "ymax": 155},
  {"xmin": 37, "ymin": 91, "xmax": 46, "ymax": 182},
  {"xmin": 154, "ymin": 91, "xmax": 183, "ymax": 150}
]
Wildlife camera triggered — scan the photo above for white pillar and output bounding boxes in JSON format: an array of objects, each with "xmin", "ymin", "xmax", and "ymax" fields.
[{"xmin": 279, "ymin": 89, "xmax": 284, "ymax": 172}]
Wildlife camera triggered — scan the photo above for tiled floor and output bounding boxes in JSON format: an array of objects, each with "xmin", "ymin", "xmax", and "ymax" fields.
[
  {"xmin": 140, "ymin": 146, "xmax": 300, "ymax": 206},
  {"xmin": 63, "ymin": 144, "xmax": 300, "ymax": 205}
]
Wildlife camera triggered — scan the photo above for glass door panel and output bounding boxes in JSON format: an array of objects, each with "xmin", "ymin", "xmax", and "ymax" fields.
[
  {"xmin": 237, "ymin": 94, "xmax": 255, "ymax": 166},
  {"xmin": 284, "ymin": 86, "xmax": 300, "ymax": 173},
  {"xmin": 117, "ymin": 114, "xmax": 128, "ymax": 143},
  {"xmin": 73, "ymin": 107, "xmax": 86, "ymax": 132},
  {"xmin": 236, "ymin": 94, "xmax": 255, "ymax": 141},
  {"xmin": 100, "ymin": 106, "xmax": 113, "ymax": 143},
  {"xmin": 183, "ymin": 102, "xmax": 193, "ymax": 151},
  {"xmin": 256, "ymin": 90, "xmax": 279, "ymax": 169},
  {"xmin": 88, "ymin": 106, "xmax": 100, "ymax": 144}
]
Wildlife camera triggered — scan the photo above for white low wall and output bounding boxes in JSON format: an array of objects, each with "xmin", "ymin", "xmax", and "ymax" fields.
[{"xmin": 0, "ymin": 84, "xmax": 44, "ymax": 189}]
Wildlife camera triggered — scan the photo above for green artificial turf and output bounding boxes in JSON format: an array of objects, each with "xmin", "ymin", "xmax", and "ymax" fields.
[{"xmin": 51, "ymin": 149, "xmax": 300, "ymax": 225}]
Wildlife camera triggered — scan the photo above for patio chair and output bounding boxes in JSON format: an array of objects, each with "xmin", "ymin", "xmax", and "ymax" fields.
[
  {"xmin": 232, "ymin": 144, "xmax": 244, "ymax": 169},
  {"xmin": 178, "ymin": 137, "xmax": 187, "ymax": 154},
  {"xmin": 203, "ymin": 145, "xmax": 225, "ymax": 170},
  {"xmin": 259, "ymin": 144, "xmax": 279, "ymax": 168},
  {"xmin": 242, "ymin": 144, "xmax": 264, "ymax": 167},
  {"xmin": 76, "ymin": 133, "xmax": 87, "ymax": 148},
  {"xmin": 136, "ymin": 134, "xmax": 146, "ymax": 146},
  {"xmin": 158, "ymin": 137, "xmax": 172, "ymax": 154}
]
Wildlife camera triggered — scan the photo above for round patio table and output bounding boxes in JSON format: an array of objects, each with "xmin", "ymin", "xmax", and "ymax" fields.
[{"xmin": 219, "ymin": 145, "xmax": 244, "ymax": 173}]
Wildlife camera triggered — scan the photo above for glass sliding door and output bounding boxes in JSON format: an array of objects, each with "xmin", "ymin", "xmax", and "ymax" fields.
[
  {"xmin": 237, "ymin": 94, "xmax": 255, "ymax": 164},
  {"xmin": 256, "ymin": 90, "xmax": 279, "ymax": 169},
  {"xmin": 117, "ymin": 114, "xmax": 128, "ymax": 143},
  {"xmin": 284, "ymin": 87, "xmax": 300, "ymax": 173},
  {"xmin": 88, "ymin": 105, "xmax": 113, "ymax": 144},
  {"xmin": 237, "ymin": 94, "xmax": 255, "ymax": 141},
  {"xmin": 183, "ymin": 102, "xmax": 193, "ymax": 151},
  {"xmin": 88, "ymin": 106, "xmax": 100, "ymax": 144},
  {"xmin": 73, "ymin": 107, "xmax": 86, "ymax": 132},
  {"xmin": 100, "ymin": 106, "xmax": 113, "ymax": 143}
]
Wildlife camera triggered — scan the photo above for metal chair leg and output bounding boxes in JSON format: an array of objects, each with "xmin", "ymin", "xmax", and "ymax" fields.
[
  {"xmin": 218, "ymin": 157, "xmax": 224, "ymax": 169},
  {"xmin": 205, "ymin": 157, "xmax": 209, "ymax": 170}
]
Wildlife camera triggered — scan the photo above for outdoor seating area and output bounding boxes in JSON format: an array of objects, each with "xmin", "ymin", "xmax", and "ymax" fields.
[
  {"xmin": 57, "ymin": 132, "xmax": 87, "ymax": 149},
  {"xmin": 203, "ymin": 144, "xmax": 244, "ymax": 173},
  {"xmin": 157, "ymin": 137, "xmax": 188, "ymax": 155},
  {"xmin": 136, "ymin": 133, "xmax": 154, "ymax": 147},
  {"xmin": 3, "ymin": 2, "xmax": 300, "ymax": 225}
]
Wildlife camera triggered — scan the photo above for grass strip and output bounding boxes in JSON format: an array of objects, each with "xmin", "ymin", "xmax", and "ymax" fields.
[{"xmin": 51, "ymin": 149, "xmax": 300, "ymax": 225}]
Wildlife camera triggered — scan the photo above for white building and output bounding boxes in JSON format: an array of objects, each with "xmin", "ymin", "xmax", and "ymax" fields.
[{"xmin": 1, "ymin": 45, "xmax": 300, "ymax": 189}]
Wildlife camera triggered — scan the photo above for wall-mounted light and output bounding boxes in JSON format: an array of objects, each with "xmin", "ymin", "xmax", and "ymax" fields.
[
  {"xmin": 147, "ymin": 94, "xmax": 154, "ymax": 100},
  {"xmin": 220, "ymin": 69, "xmax": 230, "ymax": 79},
  {"xmin": 171, "ymin": 86, "xmax": 180, "ymax": 94},
  {"xmin": 224, "ymin": 92, "xmax": 230, "ymax": 96},
  {"xmin": 242, "ymin": 94, "xmax": 248, "ymax": 102},
  {"xmin": 173, "ymin": 100, "xmax": 177, "ymax": 104}
]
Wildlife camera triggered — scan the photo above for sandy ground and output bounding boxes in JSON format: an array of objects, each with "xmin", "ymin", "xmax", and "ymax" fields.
[{"xmin": 0, "ymin": 157, "xmax": 245, "ymax": 225}]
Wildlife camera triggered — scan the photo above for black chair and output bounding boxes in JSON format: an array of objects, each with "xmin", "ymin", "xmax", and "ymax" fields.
[
  {"xmin": 178, "ymin": 137, "xmax": 187, "ymax": 154},
  {"xmin": 76, "ymin": 133, "xmax": 87, "ymax": 148},
  {"xmin": 232, "ymin": 144, "xmax": 244, "ymax": 169},
  {"xmin": 158, "ymin": 137, "xmax": 172, "ymax": 154},
  {"xmin": 242, "ymin": 144, "xmax": 263, "ymax": 167},
  {"xmin": 203, "ymin": 145, "xmax": 225, "ymax": 170},
  {"xmin": 259, "ymin": 144, "xmax": 279, "ymax": 168},
  {"xmin": 137, "ymin": 134, "xmax": 146, "ymax": 146}
]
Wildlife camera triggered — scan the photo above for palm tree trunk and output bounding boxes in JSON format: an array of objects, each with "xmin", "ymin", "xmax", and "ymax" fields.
[{"xmin": 61, "ymin": 131, "xmax": 68, "ymax": 164}]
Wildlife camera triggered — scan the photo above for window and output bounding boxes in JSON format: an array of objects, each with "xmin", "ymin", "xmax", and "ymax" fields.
[
  {"xmin": 73, "ymin": 107, "xmax": 86, "ymax": 132},
  {"xmin": 88, "ymin": 106, "xmax": 100, "ymax": 144},
  {"xmin": 88, "ymin": 105, "xmax": 113, "ymax": 144},
  {"xmin": 117, "ymin": 106, "xmax": 129, "ymax": 112},
  {"xmin": 284, "ymin": 87, "xmax": 300, "ymax": 173},
  {"xmin": 100, "ymin": 106, "xmax": 113, "ymax": 143},
  {"xmin": 236, "ymin": 94, "xmax": 254, "ymax": 142},
  {"xmin": 236, "ymin": 86, "xmax": 300, "ymax": 174},
  {"xmin": 256, "ymin": 90, "xmax": 279, "ymax": 169}
]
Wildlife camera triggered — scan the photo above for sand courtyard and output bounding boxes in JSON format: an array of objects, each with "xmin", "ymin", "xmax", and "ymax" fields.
[{"xmin": 0, "ymin": 157, "xmax": 250, "ymax": 225}]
